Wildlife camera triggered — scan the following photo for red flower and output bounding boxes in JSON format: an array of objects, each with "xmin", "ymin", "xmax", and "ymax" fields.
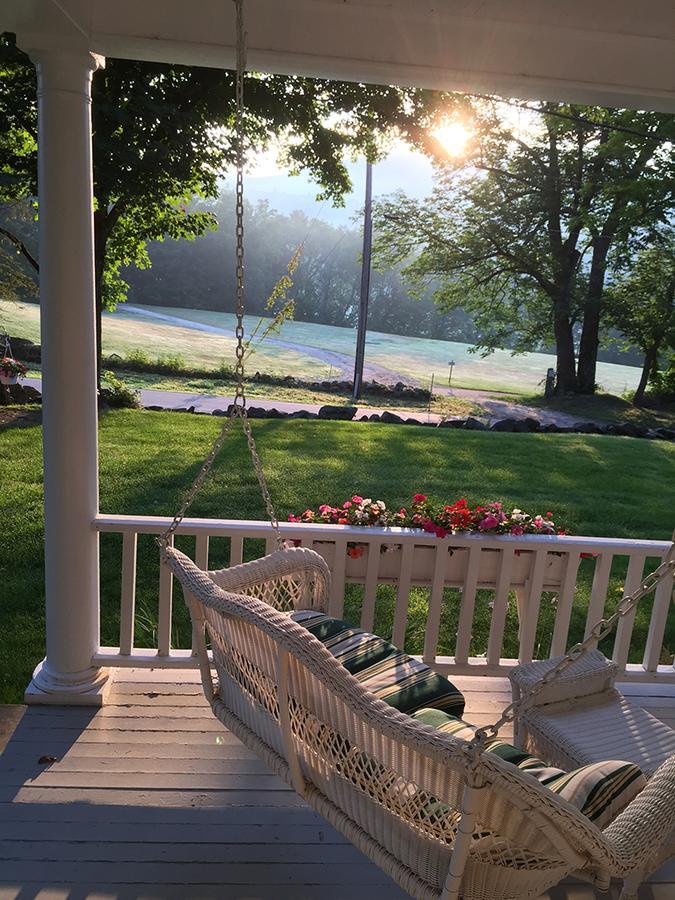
[
  {"xmin": 413, "ymin": 493, "xmax": 427, "ymax": 504},
  {"xmin": 347, "ymin": 545, "xmax": 365, "ymax": 559}
]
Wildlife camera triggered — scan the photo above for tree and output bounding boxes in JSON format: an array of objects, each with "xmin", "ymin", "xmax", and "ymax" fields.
[
  {"xmin": 607, "ymin": 232, "xmax": 675, "ymax": 405},
  {"xmin": 374, "ymin": 101, "xmax": 675, "ymax": 394},
  {"xmin": 0, "ymin": 33, "xmax": 456, "ymax": 380}
]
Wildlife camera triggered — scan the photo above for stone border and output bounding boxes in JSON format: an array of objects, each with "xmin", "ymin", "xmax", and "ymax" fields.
[{"xmin": 142, "ymin": 403, "xmax": 675, "ymax": 442}]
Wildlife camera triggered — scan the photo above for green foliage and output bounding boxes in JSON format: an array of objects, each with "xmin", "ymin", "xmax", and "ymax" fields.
[
  {"xmin": 0, "ymin": 33, "xmax": 456, "ymax": 324},
  {"xmin": 607, "ymin": 232, "xmax": 674, "ymax": 402},
  {"xmin": 374, "ymin": 101, "xmax": 675, "ymax": 393},
  {"xmin": 100, "ymin": 371, "xmax": 140, "ymax": 408}
]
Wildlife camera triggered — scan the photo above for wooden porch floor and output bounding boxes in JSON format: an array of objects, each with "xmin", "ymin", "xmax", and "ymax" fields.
[{"xmin": 0, "ymin": 669, "xmax": 673, "ymax": 900}]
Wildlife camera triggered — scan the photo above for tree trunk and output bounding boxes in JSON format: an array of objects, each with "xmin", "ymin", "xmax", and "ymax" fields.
[
  {"xmin": 577, "ymin": 234, "xmax": 612, "ymax": 394},
  {"xmin": 553, "ymin": 305, "xmax": 577, "ymax": 393},
  {"xmin": 634, "ymin": 345, "xmax": 657, "ymax": 406}
]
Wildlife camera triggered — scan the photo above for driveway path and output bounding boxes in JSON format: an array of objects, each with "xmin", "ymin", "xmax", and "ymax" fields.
[{"xmin": 123, "ymin": 305, "xmax": 405, "ymax": 386}]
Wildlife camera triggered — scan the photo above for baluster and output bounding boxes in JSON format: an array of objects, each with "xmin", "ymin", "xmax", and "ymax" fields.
[
  {"xmin": 518, "ymin": 550, "xmax": 547, "ymax": 663},
  {"xmin": 157, "ymin": 533, "xmax": 174, "ymax": 656},
  {"xmin": 229, "ymin": 534, "xmax": 244, "ymax": 567},
  {"xmin": 643, "ymin": 560, "xmax": 674, "ymax": 672},
  {"xmin": 119, "ymin": 531, "xmax": 138, "ymax": 655},
  {"xmin": 612, "ymin": 554, "xmax": 646, "ymax": 672},
  {"xmin": 423, "ymin": 544, "xmax": 450, "ymax": 665},
  {"xmin": 328, "ymin": 539, "xmax": 348, "ymax": 618},
  {"xmin": 360, "ymin": 540, "xmax": 382, "ymax": 631},
  {"xmin": 191, "ymin": 534, "xmax": 210, "ymax": 657},
  {"xmin": 487, "ymin": 547, "xmax": 515, "ymax": 667},
  {"xmin": 584, "ymin": 552, "xmax": 613, "ymax": 641},
  {"xmin": 550, "ymin": 552, "xmax": 582, "ymax": 656},
  {"xmin": 392, "ymin": 542, "xmax": 414, "ymax": 648},
  {"xmin": 454, "ymin": 545, "xmax": 482, "ymax": 666}
]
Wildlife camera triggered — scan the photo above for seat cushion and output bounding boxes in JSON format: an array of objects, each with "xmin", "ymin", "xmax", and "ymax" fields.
[
  {"xmin": 413, "ymin": 708, "xmax": 646, "ymax": 829},
  {"xmin": 291, "ymin": 610, "xmax": 465, "ymax": 718}
]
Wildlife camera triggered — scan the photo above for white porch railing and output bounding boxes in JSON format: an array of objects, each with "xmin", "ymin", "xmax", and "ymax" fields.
[{"xmin": 94, "ymin": 515, "xmax": 674, "ymax": 683}]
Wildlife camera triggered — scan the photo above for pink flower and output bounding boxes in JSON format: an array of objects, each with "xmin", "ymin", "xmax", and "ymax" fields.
[
  {"xmin": 478, "ymin": 514, "xmax": 500, "ymax": 531},
  {"xmin": 413, "ymin": 493, "xmax": 427, "ymax": 504},
  {"xmin": 288, "ymin": 514, "xmax": 300, "ymax": 522},
  {"xmin": 352, "ymin": 495, "xmax": 363, "ymax": 503},
  {"xmin": 343, "ymin": 501, "xmax": 352, "ymax": 508},
  {"xmin": 422, "ymin": 518, "xmax": 436, "ymax": 533},
  {"xmin": 434, "ymin": 525, "xmax": 448, "ymax": 538},
  {"xmin": 510, "ymin": 524, "xmax": 524, "ymax": 536}
]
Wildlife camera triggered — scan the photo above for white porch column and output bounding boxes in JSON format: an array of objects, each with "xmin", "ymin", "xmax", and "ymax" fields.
[{"xmin": 24, "ymin": 48, "xmax": 110, "ymax": 705}]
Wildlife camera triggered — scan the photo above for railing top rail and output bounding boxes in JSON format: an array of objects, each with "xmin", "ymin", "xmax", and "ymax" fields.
[{"xmin": 94, "ymin": 514, "xmax": 671, "ymax": 553}]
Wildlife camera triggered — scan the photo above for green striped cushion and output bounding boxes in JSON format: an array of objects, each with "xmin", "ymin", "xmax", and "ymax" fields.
[
  {"xmin": 291, "ymin": 610, "xmax": 465, "ymax": 718},
  {"xmin": 413, "ymin": 708, "xmax": 645, "ymax": 829}
]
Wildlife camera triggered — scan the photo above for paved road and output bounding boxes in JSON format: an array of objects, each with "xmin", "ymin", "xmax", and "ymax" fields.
[{"xmin": 23, "ymin": 377, "xmax": 442, "ymax": 422}]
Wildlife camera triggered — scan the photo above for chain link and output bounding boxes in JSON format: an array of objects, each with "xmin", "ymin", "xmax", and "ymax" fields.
[
  {"xmin": 158, "ymin": 0, "xmax": 283, "ymax": 552},
  {"xmin": 468, "ymin": 541, "xmax": 675, "ymax": 756}
]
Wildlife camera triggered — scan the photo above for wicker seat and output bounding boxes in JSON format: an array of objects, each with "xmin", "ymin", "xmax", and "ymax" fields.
[{"xmin": 165, "ymin": 545, "xmax": 675, "ymax": 900}]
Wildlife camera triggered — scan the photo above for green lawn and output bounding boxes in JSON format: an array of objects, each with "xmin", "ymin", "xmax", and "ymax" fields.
[
  {"xmin": 1, "ymin": 410, "xmax": 673, "ymax": 703},
  {"xmin": 1, "ymin": 298, "xmax": 643, "ymax": 393}
]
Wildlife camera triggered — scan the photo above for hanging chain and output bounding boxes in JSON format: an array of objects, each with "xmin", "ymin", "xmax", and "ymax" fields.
[
  {"xmin": 467, "ymin": 539, "xmax": 675, "ymax": 762},
  {"xmin": 158, "ymin": 0, "xmax": 283, "ymax": 552}
]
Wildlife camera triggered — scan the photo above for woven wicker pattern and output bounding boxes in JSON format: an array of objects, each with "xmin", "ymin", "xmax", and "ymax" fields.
[{"xmin": 165, "ymin": 545, "xmax": 675, "ymax": 900}]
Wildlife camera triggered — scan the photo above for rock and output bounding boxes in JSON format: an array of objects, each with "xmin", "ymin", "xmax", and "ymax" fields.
[
  {"xmin": 381, "ymin": 411, "xmax": 404, "ymax": 424},
  {"xmin": 439, "ymin": 418, "xmax": 466, "ymax": 428},
  {"xmin": 524, "ymin": 417, "xmax": 541, "ymax": 432},
  {"xmin": 490, "ymin": 418, "xmax": 517, "ymax": 432},
  {"xmin": 464, "ymin": 417, "xmax": 488, "ymax": 430},
  {"xmin": 404, "ymin": 418, "xmax": 422, "ymax": 426},
  {"xmin": 512, "ymin": 420, "xmax": 530, "ymax": 433},
  {"xmin": 289, "ymin": 410, "xmax": 317, "ymax": 419},
  {"xmin": 247, "ymin": 406, "xmax": 268, "ymax": 419},
  {"xmin": 145, "ymin": 405, "xmax": 163, "ymax": 411},
  {"xmin": 317, "ymin": 405, "xmax": 357, "ymax": 421},
  {"xmin": 212, "ymin": 408, "xmax": 228, "ymax": 416},
  {"xmin": 541, "ymin": 423, "xmax": 560, "ymax": 433},
  {"xmin": 368, "ymin": 414, "xmax": 381, "ymax": 422},
  {"xmin": 574, "ymin": 421, "xmax": 603, "ymax": 434},
  {"xmin": 264, "ymin": 408, "xmax": 287, "ymax": 419},
  {"xmin": 653, "ymin": 427, "xmax": 675, "ymax": 441},
  {"xmin": 613, "ymin": 421, "xmax": 640, "ymax": 437}
]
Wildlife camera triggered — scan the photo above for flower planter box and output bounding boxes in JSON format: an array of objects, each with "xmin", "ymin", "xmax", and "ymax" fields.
[
  {"xmin": 0, "ymin": 373, "xmax": 18, "ymax": 386},
  {"xmin": 312, "ymin": 540, "xmax": 566, "ymax": 590}
]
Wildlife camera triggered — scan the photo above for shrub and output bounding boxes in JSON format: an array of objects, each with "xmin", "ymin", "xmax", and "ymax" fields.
[{"xmin": 100, "ymin": 371, "xmax": 140, "ymax": 409}]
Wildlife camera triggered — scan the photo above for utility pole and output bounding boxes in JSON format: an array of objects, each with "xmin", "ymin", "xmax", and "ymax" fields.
[{"xmin": 352, "ymin": 159, "xmax": 373, "ymax": 402}]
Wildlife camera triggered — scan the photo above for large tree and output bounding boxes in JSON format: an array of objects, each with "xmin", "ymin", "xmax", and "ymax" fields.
[
  {"xmin": 374, "ymin": 101, "xmax": 675, "ymax": 394},
  {"xmin": 0, "ymin": 33, "xmax": 454, "ymax": 379},
  {"xmin": 607, "ymin": 231, "xmax": 675, "ymax": 405}
]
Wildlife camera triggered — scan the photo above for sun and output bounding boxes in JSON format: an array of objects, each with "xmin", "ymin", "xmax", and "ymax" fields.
[{"xmin": 432, "ymin": 121, "xmax": 472, "ymax": 157}]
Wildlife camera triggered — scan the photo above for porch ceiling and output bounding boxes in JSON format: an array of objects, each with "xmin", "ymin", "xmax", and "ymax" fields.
[{"xmin": 3, "ymin": 0, "xmax": 675, "ymax": 111}]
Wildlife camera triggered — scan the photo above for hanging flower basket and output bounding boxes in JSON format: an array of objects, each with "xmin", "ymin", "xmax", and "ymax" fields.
[{"xmin": 0, "ymin": 357, "xmax": 28, "ymax": 385}]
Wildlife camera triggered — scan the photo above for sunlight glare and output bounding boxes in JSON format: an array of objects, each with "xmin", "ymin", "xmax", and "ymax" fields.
[{"xmin": 432, "ymin": 121, "xmax": 472, "ymax": 157}]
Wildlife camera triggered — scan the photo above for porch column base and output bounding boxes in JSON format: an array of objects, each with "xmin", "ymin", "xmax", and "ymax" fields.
[{"xmin": 25, "ymin": 659, "xmax": 113, "ymax": 706}]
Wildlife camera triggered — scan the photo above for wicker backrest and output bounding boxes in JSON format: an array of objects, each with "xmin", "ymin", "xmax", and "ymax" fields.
[{"xmin": 165, "ymin": 546, "xmax": 623, "ymax": 898}]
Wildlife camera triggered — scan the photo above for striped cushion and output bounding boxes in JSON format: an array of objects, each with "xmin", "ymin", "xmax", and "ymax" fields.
[
  {"xmin": 413, "ymin": 708, "xmax": 645, "ymax": 829},
  {"xmin": 291, "ymin": 610, "xmax": 465, "ymax": 718}
]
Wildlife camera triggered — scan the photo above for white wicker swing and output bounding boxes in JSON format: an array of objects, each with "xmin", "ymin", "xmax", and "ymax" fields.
[{"xmin": 160, "ymin": 4, "xmax": 675, "ymax": 897}]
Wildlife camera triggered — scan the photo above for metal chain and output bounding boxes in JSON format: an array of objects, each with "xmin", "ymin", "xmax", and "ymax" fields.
[
  {"xmin": 468, "ymin": 540, "xmax": 675, "ymax": 759},
  {"xmin": 158, "ymin": 0, "xmax": 283, "ymax": 551}
]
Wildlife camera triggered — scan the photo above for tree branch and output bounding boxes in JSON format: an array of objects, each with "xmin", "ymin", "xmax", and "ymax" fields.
[{"xmin": 0, "ymin": 225, "xmax": 39, "ymax": 272}]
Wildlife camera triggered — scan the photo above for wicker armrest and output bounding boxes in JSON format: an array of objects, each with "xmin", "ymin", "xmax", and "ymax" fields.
[
  {"xmin": 602, "ymin": 753, "xmax": 675, "ymax": 874},
  {"xmin": 509, "ymin": 650, "xmax": 617, "ymax": 708},
  {"xmin": 207, "ymin": 545, "xmax": 331, "ymax": 612}
]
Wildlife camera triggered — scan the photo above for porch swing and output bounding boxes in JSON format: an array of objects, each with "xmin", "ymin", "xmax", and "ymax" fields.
[{"xmin": 162, "ymin": 3, "xmax": 675, "ymax": 898}]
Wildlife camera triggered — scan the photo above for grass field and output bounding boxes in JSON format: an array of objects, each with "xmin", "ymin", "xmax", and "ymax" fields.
[
  {"xmin": 1, "ymin": 409, "xmax": 673, "ymax": 703},
  {"xmin": 1, "ymin": 299, "xmax": 643, "ymax": 394}
]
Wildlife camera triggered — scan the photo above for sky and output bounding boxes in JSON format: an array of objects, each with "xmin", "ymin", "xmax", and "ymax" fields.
[{"xmin": 222, "ymin": 141, "xmax": 436, "ymax": 225}]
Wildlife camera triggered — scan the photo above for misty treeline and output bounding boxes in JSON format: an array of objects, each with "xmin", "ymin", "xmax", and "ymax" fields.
[{"xmin": 121, "ymin": 192, "xmax": 475, "ymax": 341}]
